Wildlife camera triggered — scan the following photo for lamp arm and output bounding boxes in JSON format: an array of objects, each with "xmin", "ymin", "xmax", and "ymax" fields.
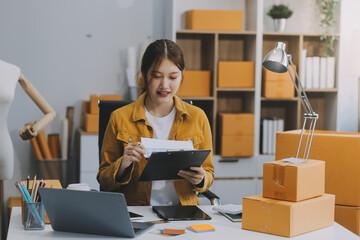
[{"xmin": 287, "ymin": 55, "xmax": 314, "ymax": 115}]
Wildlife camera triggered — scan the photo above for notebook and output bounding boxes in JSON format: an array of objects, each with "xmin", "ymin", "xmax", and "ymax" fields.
[
  {"xmin": 39, "ymin": 188, "xmax": 153, "ymax": 238},
  {"xmin": 152, "ymin": 205, "xmax": 211, "ymax": 221}
]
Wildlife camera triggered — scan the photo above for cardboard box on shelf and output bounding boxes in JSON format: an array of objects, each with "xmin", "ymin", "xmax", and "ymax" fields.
[
  {"xmin": 335, "ymin": 205, "xmax": 360, "ymax": 236},
  {"xmin": 90, "ymin": 95, "xmax": 122, "ymax": 114},
  {"xmin": 85, "ymin": 114, "xmax": 99, "ymax": 133},
  {"xmin": 263, "ymin": 65, "xmax": 296, "ymax": 82},
  {"xmin": 242, "ymin": 194, "xmax": 335, "ymax": 237},
  {"xmin": 276, "ymin": 130, "xmax": 360, "ymax": 206},
  {"xmin": 186, "ymin": 10, "xmax": 243, "ymax": 31},
  {"xmin": 220, "ymin": 113, "xmax": 255, "ymax": 136},
  {"xmin": 176, "ymin": 70, "xmax": 211, "ymax": 97},
  {"xmin": 263, "ymin": 159, "xmax": 325, "ymax": 202},
  {"xmin": 218, "ymin": 61, "xmax": 254, "ymax": 88},
  {"xmin": 221, "ymin": 135, "xmax": 254, "ymax": 157},
  {"xmin": 263, "ymin": 80, "xmax": 295, "ymax": 99}
]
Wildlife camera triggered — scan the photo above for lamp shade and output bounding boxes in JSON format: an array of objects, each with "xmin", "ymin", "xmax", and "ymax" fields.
[{"xmin": 262, "ymin": 42, "xmax": 288, "ymax": 73}]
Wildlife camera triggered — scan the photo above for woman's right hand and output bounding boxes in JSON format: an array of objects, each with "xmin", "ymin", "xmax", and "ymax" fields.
[{"xmin": 120, "ymin": 142, "xmax": 146, "ymax": 170}]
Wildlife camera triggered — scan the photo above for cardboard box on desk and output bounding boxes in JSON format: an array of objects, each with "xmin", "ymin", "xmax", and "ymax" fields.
[
  {"xmin": 176, "ymin": 70, "xmax": 211, "ymax": 97},
  {"xmin": 219, "ymin": 113, "xmax": 255, "ymax": 136},
  {"xmin": 21, "ymin": 179, "xmax": 62, "ymax": 224},
  {"xmin": 218, "ymin": 61, "xmax": 254, "ymax": 88},
  {"xmin": 276, "ymin": 130, "xmax": 360, "ymax": 206},
  {"xmin": 263, "ymin": 159, "xmax": 325, "ymax": 202},
  {"xmin": 335, "ymin": 205, "xmax": 360, "ymax": 236},
  {"xmin": 242, "ymin": 194, "xmax": 335, "ymax": 237},
  {"xmin": 186, "ymin": 10, "xmax": 243, "ymax": 31}
]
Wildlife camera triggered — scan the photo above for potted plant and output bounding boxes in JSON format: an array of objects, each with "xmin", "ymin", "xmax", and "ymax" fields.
[{"xmin": 267, "ymin": 4, "xmax": 293, "ymax": 32}]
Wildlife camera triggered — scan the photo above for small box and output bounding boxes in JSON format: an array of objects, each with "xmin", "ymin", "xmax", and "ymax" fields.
[
  {"xmin": 186, "ymin": 10, "xmax": 243, "ymax": 31},
  {"xmin": 219, "ymin": 113, "xmax": 254, "ymax": 136},
  {"xmin": 263, "ymin": 80, "xmax": 295, "ymax": 98},
  {"xmin": 276, "ymin": 130, "xmax": 360, "ymax": 206},
  {"xmin": 263, "ymin": 159, "xmax": 325, "ymax": 201},
  {"xmin": 335, "ymin": 205, "xmax": 360, "ymax": 236},
  {"xmin": 177, "ymin": 70, "xmax": 211, "ymax": 97},
  {"xmin": 221, "ymin": 135, "xmax": 254, "ymax": 157},
  {"xmin": 242, "ymin": 194, "xmax": 335, "ymax": 237},
  {"xmin": 85, "ymin": 114, "xmax": 99, "ymax": 133},
  {"xmin": 90, "ymin": 95, "xmax": 122, "ymax": 114},
  {"xmin": 263, "ymin": 65, "xmax": 296, "ymax": 82},
  {"xmin": 218, "ymin": 61, "xmax": 254, "ymax": 88}
]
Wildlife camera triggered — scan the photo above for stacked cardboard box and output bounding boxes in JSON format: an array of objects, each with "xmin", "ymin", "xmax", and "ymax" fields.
[
  {"xmin": 219, "ymin": 113, "xmax": 254, "ymax": 157},
  {"xmin": 81, "ymin": 95, "xmax": 122, "ymax": 133},
  {"xmin": 276, "ymin": 130, "xmax": 360, "ymax": 236},
  {"xmin": 262, "ymin": 65, "xmax": 296, "ymax": 98},
  {"xmin": 242, "ymin": 159, "xmax": 335, "ymax": 237},
  {"xmin": 186, "ymin": 10, "xmax": 243, "ymax": 31}
]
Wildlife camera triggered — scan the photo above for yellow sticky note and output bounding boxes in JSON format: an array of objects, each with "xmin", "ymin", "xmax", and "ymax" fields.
[{"xmin": 189, "ymin": 224, "xmax": 215, "ymax": 232}]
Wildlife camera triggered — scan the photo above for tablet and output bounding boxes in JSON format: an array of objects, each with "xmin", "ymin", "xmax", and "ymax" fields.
[
  {"xmin": 152, "ymin": 205, "xmax": 212, "ymax": 221},
  {"xmin": 138, "ymin": 150, "xmax": 210, "ymax": 181}
]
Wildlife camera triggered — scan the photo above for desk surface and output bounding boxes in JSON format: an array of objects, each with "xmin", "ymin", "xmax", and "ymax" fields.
[{"xmin": 8, "ymin": 206, "xmax": 359, "ymax": 240}]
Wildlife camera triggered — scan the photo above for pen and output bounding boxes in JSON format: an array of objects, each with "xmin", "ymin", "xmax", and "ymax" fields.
[{"xmin": 27, "ymin": 175, "xmax": 30, "ymax": 193}]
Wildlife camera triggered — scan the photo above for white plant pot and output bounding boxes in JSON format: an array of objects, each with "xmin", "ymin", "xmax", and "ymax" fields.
[{"xmin": 273, "ymin": 18, "xmax": 287, "ymax": 32}]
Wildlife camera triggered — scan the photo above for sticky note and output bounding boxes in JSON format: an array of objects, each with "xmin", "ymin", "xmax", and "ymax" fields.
[{"xmin": 189, "ymin": 224, "xmax": 215, "ymax": 232}]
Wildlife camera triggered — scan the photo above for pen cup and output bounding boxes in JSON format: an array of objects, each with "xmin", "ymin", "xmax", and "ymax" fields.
[{"xmin": 24, "ymin": 202, "xmax": 45, "ymax": 230}]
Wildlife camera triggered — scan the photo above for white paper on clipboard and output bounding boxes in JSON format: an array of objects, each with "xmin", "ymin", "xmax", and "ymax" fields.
[{"xmin": 141, "ymin": 137, "xmax": 195, "ymax": 158}]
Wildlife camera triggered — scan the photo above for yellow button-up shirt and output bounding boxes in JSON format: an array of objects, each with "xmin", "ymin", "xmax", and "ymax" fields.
[{"xmin": 97, "ymin": 93, "xmax": 214, "ymax": 206}]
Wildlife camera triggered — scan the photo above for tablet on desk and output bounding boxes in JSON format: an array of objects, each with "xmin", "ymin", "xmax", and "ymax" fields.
[
  {"xmin": 152, "ymin": 205, "xmax": 212, "ymax": 221},
  {"xmin": 139, "ymin": 149, "xmax": 211, "ymax": 181}
]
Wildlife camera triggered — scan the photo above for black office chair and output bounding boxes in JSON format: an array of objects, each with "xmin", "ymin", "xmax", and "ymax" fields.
[{"xmin": 98, "ymin": 100, "xmax": 221, "ymax": 205}]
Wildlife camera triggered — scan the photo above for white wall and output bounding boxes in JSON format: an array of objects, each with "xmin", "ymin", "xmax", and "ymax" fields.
[{"xmin": 0, "ymin": 0, "xmax": 166, "ymax": 234}]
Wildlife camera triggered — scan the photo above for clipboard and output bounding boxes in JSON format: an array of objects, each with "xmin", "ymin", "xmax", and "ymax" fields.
[{"xmin": 138, "ymin": 150, "xmax": 211, "ymax": 181}]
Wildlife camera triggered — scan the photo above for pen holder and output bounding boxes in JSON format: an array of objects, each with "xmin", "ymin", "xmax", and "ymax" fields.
[{"xmin": 24, "ymin": 202, "xmax": 45, "ymax": 230}]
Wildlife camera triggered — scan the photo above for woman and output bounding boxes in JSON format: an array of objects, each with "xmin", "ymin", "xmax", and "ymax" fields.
[{"xmin": 97, "ymin": 39, "xmax": 214, "ymax": 206}]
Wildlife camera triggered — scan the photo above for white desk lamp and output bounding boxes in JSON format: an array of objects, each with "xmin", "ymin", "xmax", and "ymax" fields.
[{"xmin": 262, "ymin": 42, "xmax": 318, "ymax": 159}]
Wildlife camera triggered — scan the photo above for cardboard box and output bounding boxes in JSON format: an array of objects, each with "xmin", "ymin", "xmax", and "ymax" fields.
[
  {"xmin": 177, "ymin": 70, "xmax": 211, "ymax": 97},
  {"xmin": 220, "ymin": 113, "xmax": 255, "ymax": 136},
  {"xmin": 242, "ymin": 194, "xmax": 335, "ymax": 237},
  {"xmin": 85, "ymin": 114, "xmax": 99, "ymax": 133},
  {"xmin": 335, "ymin": 205, "xmax": 360, "ymax": 236},
  {"xmin": 263, "ymin": 80, "xmax": 295, "ymax": 98},
  {"xmin": 263, "ymin": 159, "xmax": 325, "ymax": 201},
  {"xmin": 263, "ymin": 65, "xmax": 296, "ymax": 82},
  {"xmin": 186, "ymin": 10, "xmax": 243, "ymax": 31},
  {"xmin": 90, "ymin": 95, "xmax": 122, "ymax": 114},
  {"xmin": 221, "ymin": 135, "xmax": 254, "ymax": 157},
  {"xmin": 218, "ymin": 61, "xmax": 254, "ymax": 88},
  {"xmin": 276, "ymin": 130, "xmax": 360, "ymax": 206},
  {"xmin": 21, "ymin": 179, "xmax": 62, "ymax": 224}
]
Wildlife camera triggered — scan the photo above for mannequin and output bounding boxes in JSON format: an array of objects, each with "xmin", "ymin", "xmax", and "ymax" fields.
[{"xmin": 0, "ymin": 59, "xmax": 55, "ymax": 180}]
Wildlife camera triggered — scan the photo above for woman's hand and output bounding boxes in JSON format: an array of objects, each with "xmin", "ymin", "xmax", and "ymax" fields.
[
  {"xmin": 178, "ymin": 166, "xmax": 205, "ymax": 186},
  {"xmin": 120, "ymin": 142, "xmax": 146, "ymax": 170}
]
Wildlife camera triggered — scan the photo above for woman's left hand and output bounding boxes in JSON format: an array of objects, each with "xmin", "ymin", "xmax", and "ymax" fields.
[{"xmin": 178, "ymin": 167, "xmax": 205, "ymax": 185}]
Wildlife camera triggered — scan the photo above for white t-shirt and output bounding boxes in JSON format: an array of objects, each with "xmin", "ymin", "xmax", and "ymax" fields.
[{"xmin": 145, "ymin": 105, "xmax": 180, "ymax": 206}]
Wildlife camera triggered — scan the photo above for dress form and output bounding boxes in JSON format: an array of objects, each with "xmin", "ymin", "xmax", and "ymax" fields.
[{"xmin": 0, "ymin": 60, "xmax": 20, "ymax": 180}]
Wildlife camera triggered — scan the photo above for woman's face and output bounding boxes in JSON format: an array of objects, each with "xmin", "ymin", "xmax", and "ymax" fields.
[{"xmin": 147, "ymin": 58, "xmax": 182, "ymax": 105}]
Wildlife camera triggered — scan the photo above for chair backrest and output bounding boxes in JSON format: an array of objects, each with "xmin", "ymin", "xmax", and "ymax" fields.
[{"xmin": 98, "ymin": 100, "xmax": 133, "ymax": 163}]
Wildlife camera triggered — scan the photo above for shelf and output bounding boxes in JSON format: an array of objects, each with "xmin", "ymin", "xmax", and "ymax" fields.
[
  {"xmin": 217, "ymin": 88, "xmax": 255, "ymax": 92},
  {"xmin": 261, "ymin": 97, "xmax": 298, "ymax": 101},
  {"xmin": 305, "ymin": 88, "xmax": 338, "ymax": 93},
  {"xmin": 180, "ymin": 96, "xmax": 215, "ymax": 101},
  {"xmin": 177, "ymin": 29, "xmax": 256, "ymax": 35}
]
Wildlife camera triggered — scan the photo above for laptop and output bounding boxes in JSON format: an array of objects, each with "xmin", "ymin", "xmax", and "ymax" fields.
[
  {"xmin": 39, "ymin": 188, "xmax": 154, "ymax": 238},
  {"xmin": 152, "ymin": 205, "xmax": 212, "ymax": 221}
]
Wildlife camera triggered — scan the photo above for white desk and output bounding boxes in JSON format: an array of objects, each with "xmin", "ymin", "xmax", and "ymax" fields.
[{"xmin": 7, "ymin": 206, "xmax": 358, "ymax": 240}]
